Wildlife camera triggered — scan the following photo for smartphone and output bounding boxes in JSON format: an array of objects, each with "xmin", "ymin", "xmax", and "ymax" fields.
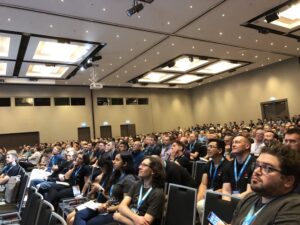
[{"xmin": 207, "ymin": 211, "xmax": 226, "ymax": 225}]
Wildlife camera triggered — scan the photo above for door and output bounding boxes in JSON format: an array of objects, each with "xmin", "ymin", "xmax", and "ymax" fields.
[
  {"xmin": 100, "ymin": 125, "xmax": 112, "ymax": 139},
  {"xmin": 120, "ymin": 124, "xmax": 136, "ymax": 137},
  {"xmin": 261, "ymin": 99, "xmax": 289, "ymax": 121},
  {"xmin": 78, "ymin": 127, "xmax": 91, "ymax": 141}
]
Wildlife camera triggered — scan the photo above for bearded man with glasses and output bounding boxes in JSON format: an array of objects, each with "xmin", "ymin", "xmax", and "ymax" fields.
[{"xmin": 231, "ymin": 143, "xmax": 300, "ymax": 225}]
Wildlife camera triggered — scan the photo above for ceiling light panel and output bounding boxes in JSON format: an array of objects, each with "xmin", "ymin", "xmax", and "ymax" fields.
[
  {"xmin": 195, "ymin": 60, "xmax": 243, "ymax": 74},
  {"xmin": 0, "ymin": 60, "xmax": 16, "ymax": 76},
  {"xmin": 160, "ymin": 55, "xmax": 210, "ymax": 72},
  {"xmin": 0, "ymin": 33, "xmax": 22, "ymax": 59},
  {"xmin": 270, "ymin": 2, "xmax": 300, "ymax": 29},
  {"xmin": 138, "ymin": 72, "xmax": 176, "ymax": 83},
  {"xmin": 19, "ymin": 63, "xmax": 76, "ymax": 79},
  {"xmin": 167, "ymin": 74, "xmax": 205, "ymax": 84},
  {"xmin": 24, "ymin": 37, "xmax": 98, "ymax": 64}
]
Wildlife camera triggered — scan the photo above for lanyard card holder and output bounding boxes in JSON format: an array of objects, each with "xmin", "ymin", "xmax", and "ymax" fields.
[{"xmin": 72, "ymin": 185, "xmax": 81, "ymax": 196}]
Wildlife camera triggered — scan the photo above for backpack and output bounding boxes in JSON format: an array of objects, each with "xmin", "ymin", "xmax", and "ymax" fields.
[{"xmin": 5, "ymin": 175, "xmax": 21, "ymax": 203}]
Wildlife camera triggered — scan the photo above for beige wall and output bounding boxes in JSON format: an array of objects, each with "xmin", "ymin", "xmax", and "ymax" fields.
[
  {"xmin": 0, "ymin": 58, "xmax": 299, "ymax": 142},
  {"xmin": 92, "ymin": 88, "xmax": 193, "ymax": 137},
  {"xmin": 191, "ymin": 58, "xmax": 300, "ymax": 124},
  {"xmin": 0, "ymin": 85, "xmax": 93, "ymax": 143}
]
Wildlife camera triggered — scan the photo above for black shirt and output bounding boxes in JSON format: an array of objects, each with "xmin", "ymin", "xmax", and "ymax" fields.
[
  {"xmin": 203, "ymin": 158, "xmax": 229, "ymax": 190},
  {"xmin": 223, "ymin": 155, "xmax": 256, "ymax": 193}
]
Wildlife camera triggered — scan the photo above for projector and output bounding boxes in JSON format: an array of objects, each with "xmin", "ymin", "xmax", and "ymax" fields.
[{"xmin": 90, "ymin": 82, "xmax": 103, "ymax": 89}]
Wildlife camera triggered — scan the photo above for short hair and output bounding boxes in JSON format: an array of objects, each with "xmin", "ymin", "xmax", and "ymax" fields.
[
  {"xmin": 208, "ymin": 138, "xmax": 225, "ymax": 155},
  {"xmin": 260, "ymin": 143, "xmax": 300, "ymax": 189},
  {"xmin": 285, "ymin": 128, "xmax": 300, "ymax": 137},
  {"xmin": 173, "ymin": 140, "xmax": 185, "ymax": 151},
  {"xmin": 6, "ymin": 150, "xmax": 18, "ymax": 159},
  {"xmin": 119, "ymin": 141, "xmax": 129, "ymax": 150},
  {"xmin": 144, "ymin": 156, "xmax": 166, "ymax": 188}
]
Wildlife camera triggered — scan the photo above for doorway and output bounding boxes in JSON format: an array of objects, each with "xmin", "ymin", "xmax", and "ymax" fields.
[{"xmin": 260, "ymin": 99, "xmax": 290, "ymax": 121}]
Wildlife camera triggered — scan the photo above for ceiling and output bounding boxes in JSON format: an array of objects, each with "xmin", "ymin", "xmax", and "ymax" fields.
[{"xmin": 0, "ymin": 0, "xmax": 299, "ymax": 89}]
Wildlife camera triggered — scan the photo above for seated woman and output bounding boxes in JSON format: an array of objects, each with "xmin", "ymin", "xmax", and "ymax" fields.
[
  {"xmin": 66, "ymin": 158, "xmax": 113, "ymax": 225},
  {"xmin": 111, "ymin": 156, "xmax": 166, "ymax": 225},
  {"xmin": 72, "ymin": 152, "xmax": 137, "ymax": 225},
  {"xmin": 45, "ymin": 152, "xmax": 91, "ymax": 208}
]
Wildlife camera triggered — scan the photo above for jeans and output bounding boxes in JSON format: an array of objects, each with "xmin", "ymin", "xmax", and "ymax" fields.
[{"xmin": 74, "ymin": 208, "xmax": 114, "ymax": 225}]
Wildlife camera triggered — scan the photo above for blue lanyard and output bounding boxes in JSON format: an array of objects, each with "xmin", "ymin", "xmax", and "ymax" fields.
[
  {"xmin": 189, "ymin": 142, "xmax": 196, "ymax": 151},
  {"xmin": 73, "ymin": 166, "xmax": 82, "ymax": 185},
  {"xmin": 209, "ymin": 158, "xmax": 224, "ymax": 187},
  {"xmin": 137, "ymin": 185, "xmax": 152, "ymax": 209},
  {"xmin": 242, "ymin": 202, "xmax": 266, "ymax": 225},
  {"xmin": 3, "ymin": 165, "xmax": 15, "ymax": 174},
  {"xmin": 234, "ymin": 154, "xmax": 251, "ymax": 188}
]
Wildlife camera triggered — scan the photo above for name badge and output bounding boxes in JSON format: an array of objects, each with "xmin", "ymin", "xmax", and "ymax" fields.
[
  {"xmin": 131, "ymin": 208, "xmax": 138, "ymax": 214},
  {"xmin": 232, "ymin": 190, "xmax": 240, "ymax": 195},
  {"xmin": 72, "ymin": 185, "xmax": 81, "ymax": 196}
]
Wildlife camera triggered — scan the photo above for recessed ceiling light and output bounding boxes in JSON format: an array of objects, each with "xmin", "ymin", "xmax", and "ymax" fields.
[
  {"xmin": 80, "ymin": 66, "xmax": 84, "ymax": 71},
  {"xmin": 119, "ymin": 56, "xmax": 122, "ymax": 60},
  {"xmin": 297, "ymin": 47, "xmax": 299, "ymax": 51},
  {"xmin": 284, "ymin": 45, "xmax": 287, "ymax": 48},
  {"xmin": 138, "ymin": 72, "xmax": 176, "ymax": 83},
  {"xmin": 116, "ymin": 34, "xmax": 120, "ymax": 38},
  {"xmin": 60, "ymin": 0, "xmax": 64, "ymax": 2},
  {"xmin": 7, "ymin": 18, "xmax": 11, "ymax": 22},
  {"xmin": 0, "ymin": 62, "xmax": 7, "ymax": 75},
  {"xmin": 138, "ymin": 15, "xmax": 141, "ymax": 19},
  {"xmin": 195, "ymin": 60, "xmax": 243, "ymax": 74},
  {"xmin": 144, "ymin": 58, "xmax": 147, "ymax": 62},
  {"xmin": 278, "ymin": 58, "xmax": 282, "ymax": 61},
  {"xmin": 49, "ymin": 24, "xmax": 53, "ymax": 28},
  {"xmin": 161, "ymin": 56, "xmax": 210, "ymax": 73},
  {"xmin": 238, "ymin": 36, "xmax": 242, "ymax": 39},
  {"xmin": 219, "ymin": 32, "xmax": 223, "ymax": 36},
  {"xmin": 124, "ymin": 70, "xmax": 128, "ymax": 74},
  {"xmin": 222, "ymin": 14, "xmax": 225, "ymax": 17},
  {"xmin": 167, "ymin": 74, "xmax": 205, "ymax": 84},
  {"xmin": 167, "ymin": 21, "xmax": 171, "ymax": 25},
  {"xmin": 85, "ymin": 30, "xmax": 89, "ymax": 33},
  {"xmin": 102, "ymin": 8, "xmax": 106, "ymax": 12},
  {"xmin": 267, "ymin": 57, "xmax": 270, "ymax": 60},
  {"xmin": 143, "ymin": 38, "xmax": 147, "ymax": 42},
  {"xmin": 156, "ymin": 51, "xmax": 160, "ymax": 55},
  {"xmin": 270, "ymin": 42, "xmax": 274, "ymax": 46},
  {"xmin": 130, "ymin": 48, "xmax": 133, "ymax": 51},
  {"xmin": 0, "ymin": 36, "xmax": 11, "ymax": 57},
  {"xmin": 269, "ymin": 2, "xmax": 300, "ymax": 29},
  {"xmin": 116, "ymin": 75, "xmax": 119, "ymax": 78},
  {"xmin": 133, "ymin": 65, "xmax": 137, "ymax": 68},
  {"xmin": 189, "ymin": 5, "xmax": 193, "ymax": 9},
  {"xmin": 109, "ymin": 63, "xmax": 113, "ymax": 66},
  {"xmin": 226, "ymin": 51, "xmax": 230, "ymax": 54},
  {"xmin": 255, "ymin": 39, "xmax": 258, "ymax": 43},
  {"xmin": 101, "ymin": 69, "xmax": 105, "ymax": 72},
  {"xmin": 32, "ymin": 40, "xmax": 95, "ymax": 63},
  {"xmin": 197, "ymin": 27, "xmax": 201, "ymax": 31},
  {"xmin": 255, "ymin": 55, "xmax": 258, "ymax": 58},
  {"xmin": 241, "ymin": 53, "xmax": 245, "ymax": 56},
  {"xmin": 261, "ymin": 64, "xmax": 264, "ymax": 67},
  {"xmin": 210, "ymin": 48, "xmax": 214, "ymax": 52},
  {"xmin": 192, "ymin": 46, "xmax": 195, "ymax": 49},
  {"xmin": 171, "ymin": 43, "xmax": 175, "ymax": 46},
  {"xmin": 26, "ymin": 64, "xmax": 69, "ymax": 78}
]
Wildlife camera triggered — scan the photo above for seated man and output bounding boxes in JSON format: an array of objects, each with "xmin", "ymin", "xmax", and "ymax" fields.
[
  {"xmin": 197, "ymin": 139, "xmax": 230, "ymax": 223},
  {"xmin": 170, "ymin": 141, "xmax": 192, "ymax": 174},
  {"xmin": 0, "ymin": 150, "xmax": 22, "ymax": 185},
  {"xmin": 111, "ymin": 156, "xmax": 165, "ymax": 225},
  {"xmin": 231, "ymin": 144, "xmax": 300, "ymax": 225}
]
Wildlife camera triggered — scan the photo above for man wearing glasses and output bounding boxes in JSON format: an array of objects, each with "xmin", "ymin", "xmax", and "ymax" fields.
[{"xmin": 231, "ymin": 144, "xmax": 300, "ymax": 225}]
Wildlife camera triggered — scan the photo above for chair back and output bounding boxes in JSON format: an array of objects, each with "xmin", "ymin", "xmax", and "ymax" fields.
[
  {"xmin": 20, "ymin": 192, "xmax": 43, "ymax": 225},
  {"xmin": 163, "ymin": 183, "xmax": 197, "ymax": 225},
  {"xmin": 193, "ymin": 161, "xmax": 207, "ymax": 187},
  {"xmin": 49, "ymin": 211, "xmax": 67, "ymax": 225},
  {"xmin": 202, "ymin": 190, "xmax": 240, "ymax": 225},
  {"xmin": 35, "ymin": 200, "xmax": 54, "ymax": 225},
  {"xmin": 16, "ymin": 174, "xmax": 29, "ymax": 211}
]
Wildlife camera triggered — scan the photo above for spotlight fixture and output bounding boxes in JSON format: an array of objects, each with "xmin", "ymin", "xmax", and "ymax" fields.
[
  {"xmin": 265, "ymin": 12, "xmax": 279, "ymax": 23},
  {"xmin": 127, "ymin": 1, "xmax": 144, "ymax": 16},
  {"xmin": 83, "ymin": 62, "xmax": 93, "ymax": 69},
  {"xmin": 139, "ymin": 0, "xmax": 154, "ymax": 3},
  {"xmin": 90, "ymin": 55, "xmax": 102, "ymax": 62}
]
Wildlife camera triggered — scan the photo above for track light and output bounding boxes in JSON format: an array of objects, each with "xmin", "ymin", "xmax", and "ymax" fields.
[
  {"xmin": 91, "ymin": 55, "xmax": 102, "ymax": 62},
  {"xmin": 83, "ymin": 62, "xmax": 93, "ymax": 69},
  {"xmin": 127, "ymin": 2, "xmax": 144, "ymax": 16},
  {"xmin": 265, "ymin": 12, "xmax": 279, "ymax": 23}
]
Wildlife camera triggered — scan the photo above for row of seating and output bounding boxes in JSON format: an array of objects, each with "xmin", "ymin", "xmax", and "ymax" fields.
[{"xmin": 0, "ymin": 177, "xmax": 65, "ymax": 225}]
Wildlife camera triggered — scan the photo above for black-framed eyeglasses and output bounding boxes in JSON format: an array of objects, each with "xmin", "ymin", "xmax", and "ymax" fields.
[{"xmin": 254, "ymin": 162, "xmax": 282, "ymax": 175}]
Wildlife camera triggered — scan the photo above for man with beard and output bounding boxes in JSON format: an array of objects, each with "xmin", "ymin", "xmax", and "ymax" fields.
[{"xmin": 231, "ymin": 144, "xmax": 300, "ymax": 225}]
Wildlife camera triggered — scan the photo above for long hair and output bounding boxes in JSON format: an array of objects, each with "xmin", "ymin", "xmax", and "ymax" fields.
[
  {"xmin": 145, "ymin": 156, "xmax": 166, "ymax": 188},
  {"xmin": 97, "ymin": 158, "xmax": 113, "ymax": 191}
]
